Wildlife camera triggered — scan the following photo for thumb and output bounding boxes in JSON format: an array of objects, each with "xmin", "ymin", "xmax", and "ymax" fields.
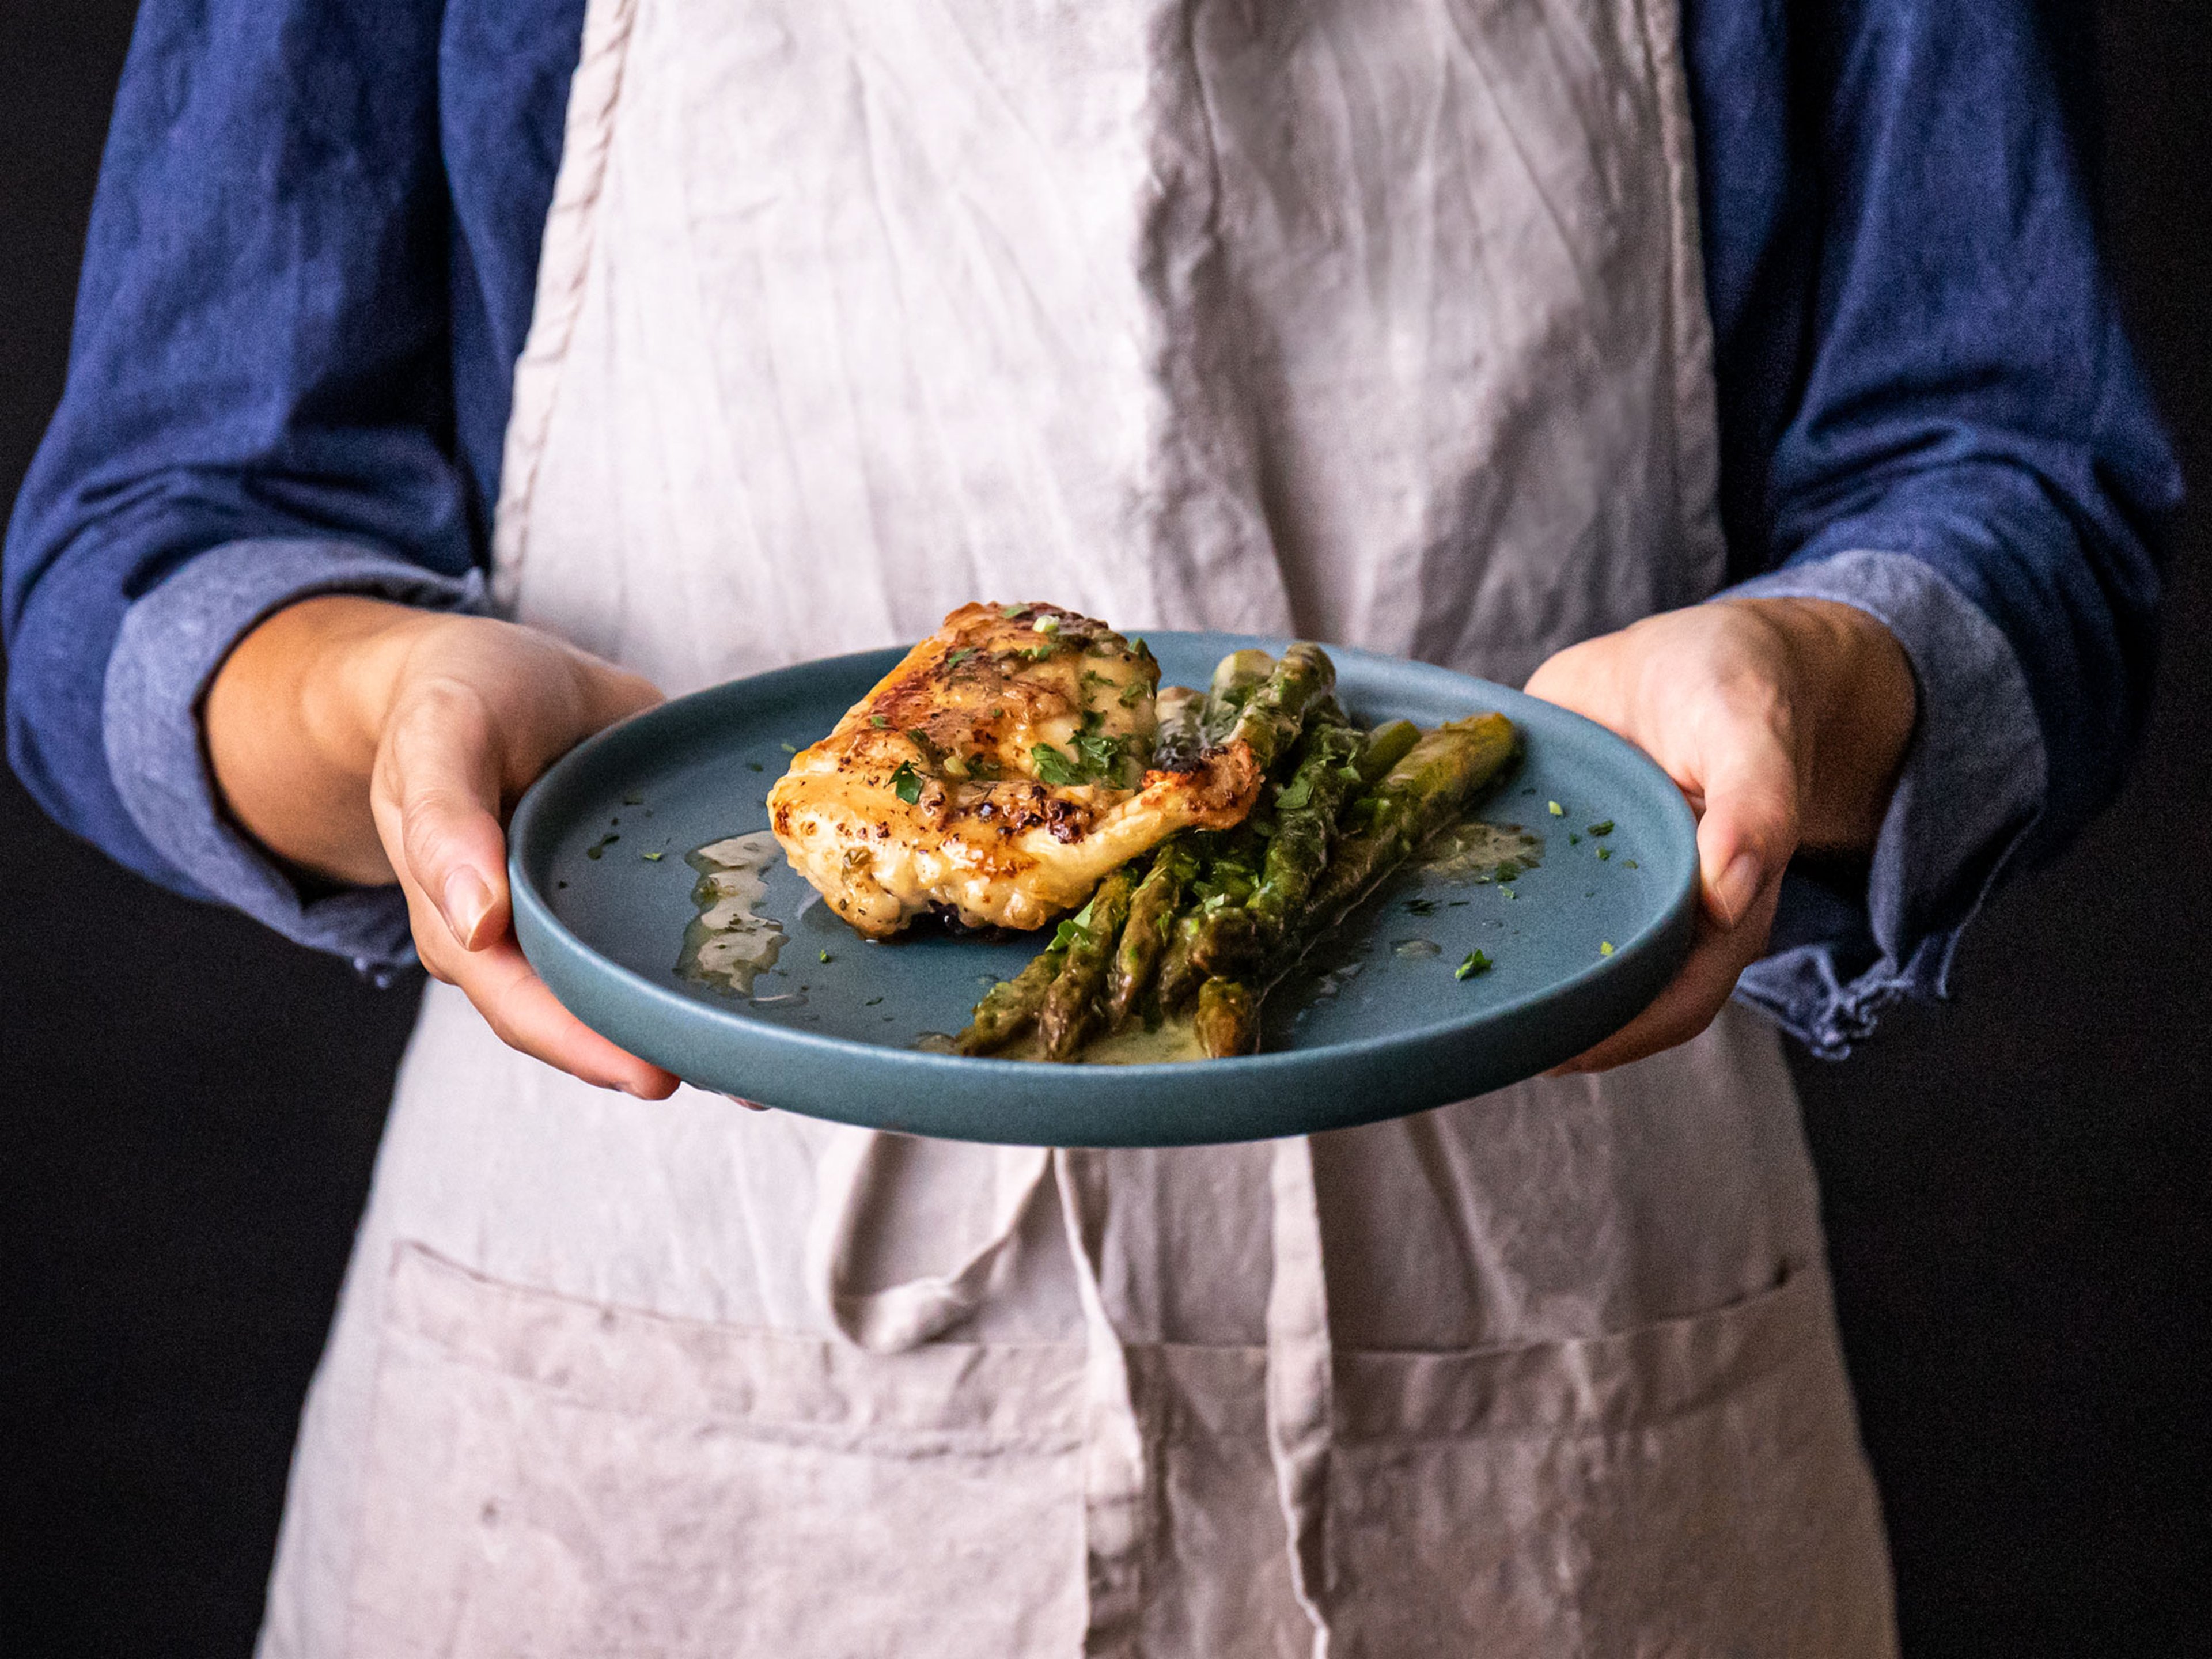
[
  {"xmin": 379, "ymin": 684, "xmax": 513, "ymax": 952},
  {"xmin": 1692, "ymin": 726, "xmax": 1801, "ymax": 930}
]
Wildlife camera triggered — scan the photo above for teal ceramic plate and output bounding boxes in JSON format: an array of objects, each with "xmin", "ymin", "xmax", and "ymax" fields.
[{"xmin": 510, "ymin": 634, "xmax": 1696, "ymax": 1146}]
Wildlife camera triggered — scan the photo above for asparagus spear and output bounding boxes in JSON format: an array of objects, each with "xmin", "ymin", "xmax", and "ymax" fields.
[
  {"xmin": 1306, "ymin": 714, "xmax": 1520, "ymax": 923},
  {"xmin": 1202, "ymin": 649, "xmax": 1275, "ymax": 743},
  {"xmin": 955, "ymin": 945, "xmax": 1066, "ymax": 1055},
  {"xmin": 1245, "ymin": 723, "xmax": 1366, "ymax": 953},
  {"xmin": 1194, "ymin": 978, "xmax": 1258, "ymax": 1058},
  {"xmin": 1151, "ymin": 685, "xmax": 1207, "ymax": 774},
  {"xmin": 1224, "ymin": 642, "xmax": 1337, "ymax": 776},
  {"xmin": 1355, "ymin": 718, "xmax": 1421, "ymax": 783},
  {"xmin": 1159, "ymin": 825, "xmax": 1268, "ymax": 1006},
  {"xmin": 1107, "ymin": 836, "xmax": 1201, "ymax": 1027},
  {"xmin": 1038, "ymin": 865, "xmax": 1140, "ymax": 1060}
]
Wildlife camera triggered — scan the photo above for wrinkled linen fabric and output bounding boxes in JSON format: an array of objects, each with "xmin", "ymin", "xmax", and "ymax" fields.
[{"xmin": 255, "ymin": 1, "xmax": 1896, "ymax": 1654}]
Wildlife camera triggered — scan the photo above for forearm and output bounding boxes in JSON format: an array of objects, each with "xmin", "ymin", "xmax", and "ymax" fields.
[{"xmin": 204, "ymin": 595, "xmax": 444, "ymax": 886}]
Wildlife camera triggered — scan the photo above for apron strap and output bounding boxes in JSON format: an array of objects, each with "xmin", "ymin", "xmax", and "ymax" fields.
[
  {"xmin": 1052, "ymin": 1147, "xmax": 1149, "ymax": 1655},
  {"xmin": 1267, "ymin": 1134, "xmax": 1336, "ymax": 1654},
  {"xmin": 805, "ymin": 1128, "xmax": 1052, "ymax": 1351}
]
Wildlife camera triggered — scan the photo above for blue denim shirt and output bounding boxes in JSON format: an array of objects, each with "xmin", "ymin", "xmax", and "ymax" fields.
[{"xmin": 3, "ymin": 0, "xmax": 2182, "ymax": 1053}]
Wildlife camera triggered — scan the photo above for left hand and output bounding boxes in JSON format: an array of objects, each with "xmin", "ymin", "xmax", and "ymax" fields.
[{"xmin": 1523, "ymin": 596, "xmax": 1917, "ymax": 1073}]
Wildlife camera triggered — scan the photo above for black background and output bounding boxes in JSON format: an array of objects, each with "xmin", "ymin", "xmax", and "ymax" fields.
[{"xmin": 2, "ymin": 2, "xmax": 2206, "ymax": 1653}]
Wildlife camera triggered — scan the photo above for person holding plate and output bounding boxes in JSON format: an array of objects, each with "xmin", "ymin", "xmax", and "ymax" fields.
[{"xmin": 3, "ymin": 0, "xmax": 2177, "ymax": 1652}]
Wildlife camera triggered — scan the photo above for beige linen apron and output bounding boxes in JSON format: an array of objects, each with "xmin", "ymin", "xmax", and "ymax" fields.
[{"xmin": 257, "ymin": 1, "xmax": 1896, "ymax": 1652}]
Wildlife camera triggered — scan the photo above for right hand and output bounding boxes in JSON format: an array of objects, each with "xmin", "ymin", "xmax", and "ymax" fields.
[{"xmin": 206, "ymin": 596, "xmax": 679, "ymax": 1097}]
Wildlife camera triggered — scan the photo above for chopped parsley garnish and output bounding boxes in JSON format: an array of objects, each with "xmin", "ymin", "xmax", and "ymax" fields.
[
  {"xmin": 819, "ymin": 950, "xmax": 834, "ymax": 963},
  {"xmin": 585, "ymin": 832, "xmax": 618, "ymax": 859},
  {"xmin": 890, "ymin": 761, "xmax": 923, "ymax": 805},
  {"xmin": 1586, "ymin": 820, "xmax": 1615, "ymax": 836},
  {"xmin": 1569, "ymin": 833, "xmax": 1581, "ymax": 846},
  {"xmin": 1074, "ymin": 726, "xmax": 1125, "ymax": 780},
  {"xmin": 1001, "ymin": 603, "xmax": 1029, "ymax": 619},
  {"xmin": 642, "ymin": 851, "xmax": 664, "ymax": 862},
  {"xmin": 865, "ymin": 997, "xmax": 884, "ymax": 1007},
  {"xmin": 781, "ymin": 741, "xmax": 798, "ymax": 753},
  {"xmin": 1624, "ymin": 859, "xmax": 1639, "ymax": 869},
  {"xmin": 1455, "ymin": 949, "xmax": 1492, "ymax": 980},
  {"xmin": 1597, "ymin": 847, "xmax": 1611, "ymax": 861},
  {"xmin": 746, "ymin": 762, "xmax": 763, "ymax": 772},
  {"xmin": 870, "ymin": 714, "xmax": 889, "ymax": 727},
  {"xmin": 1119, "ymin": 679, "xmax": 1146, "ymax": 707},
  {"xmin": 1494, "ymin": 859, "xmax": 1522, "ymax": 882},
  {"xmin": 1599, "ymin": 941, "xmax": 1615, "ymax": 956},
  {"xmin": 1405, "ymin": 897, "xmax": 1438, "ymax": 916},
  {"xmin": 1031, "ymin": 744, "xmax": 1085, "ymax": 786},
  {"xmin": 1275, "ymin": 772, "xmax": 1315, "ymax": 812},
  {"xmin": 944, "ymin": 647, "xmax": 977, "ymax": 668},
  {"xmin": 1034, "ymin": 615, "xmax": 1060, "ymax": 635},
  {"xmin": 1547, "ymin": 800, "xmax": 1564, "ymax": 816},
  {"xmin": 622, "ymin": 793, "xmax": 645, "ymax": 805}
]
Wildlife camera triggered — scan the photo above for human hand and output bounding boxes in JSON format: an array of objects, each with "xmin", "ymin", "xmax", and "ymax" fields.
[
  {"xmin": 207, "ymin": 596, "xmax": 679, "ymax": 1097},
  {"xmin": 1522, "ymin": 597, "xmax": 1916, "ymax": 1073}
]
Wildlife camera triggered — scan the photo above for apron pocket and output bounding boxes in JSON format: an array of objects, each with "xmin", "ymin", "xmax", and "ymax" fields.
[
  {"xmin": 1327, "ymin": 1265, "xmax": 1895, "ymax": 1657},
  {"xmin": 345, "ymin": 1243, "xmax": 1089, "ymax": 1658}
]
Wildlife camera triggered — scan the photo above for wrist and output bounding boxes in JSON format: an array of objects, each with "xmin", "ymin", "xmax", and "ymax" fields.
[
  {"xmin": 207, "ymin": 595, "xmax": 450, "ymax": 884},
  {"xmin": 1728, "ymin": 596, "xmax": 1917, "ymax": 854}
]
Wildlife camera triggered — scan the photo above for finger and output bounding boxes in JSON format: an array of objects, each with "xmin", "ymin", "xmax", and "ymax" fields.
[
  {"xmin": 1547, "ymin": 874, "xmax": 1783, "ymax": 1075},
  {"xmin": 429, "ymin": 924, "xmax": 680, "ymax": 1097},
  {"xmin": 376, "ymin": 685, "xmax": 512, "ymax": 951},
  {"xmin": 1690, "ymin": 721, "xmax": 1801, "ymax": 930}
]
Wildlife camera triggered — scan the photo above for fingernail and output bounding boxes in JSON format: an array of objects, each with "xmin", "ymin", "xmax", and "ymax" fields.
[
  {"xmin": 723, "ymin": 1093, "xmax": 770, "ymax": 1112},
  {"xmin": 1711, "ymin": 851, "xmax": 1763, "ymax": 927},
  {"xmin": 441, "ymin": 868, "xmax": 494, "ymax": 948}
]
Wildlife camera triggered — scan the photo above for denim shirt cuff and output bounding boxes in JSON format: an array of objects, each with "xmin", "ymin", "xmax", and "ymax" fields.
[
  {"xmin": 1718, "ymin": 549, "xmax": 2047, "ymax": 1056},
  {"xmin": 102, "ymin": 538, "xmax": 485, "ymax": 980}
]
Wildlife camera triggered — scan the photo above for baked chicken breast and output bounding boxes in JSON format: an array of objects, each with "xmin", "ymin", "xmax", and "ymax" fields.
[{"xmin": 769, "ymin": 603, "xmax": 1260, "ymax": 935}]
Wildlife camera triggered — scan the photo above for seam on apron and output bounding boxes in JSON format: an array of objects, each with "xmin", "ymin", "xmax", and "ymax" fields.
[
  {"xmin": 1635, "ymin": 0, "xmax": 1729, "ymax": 605},
  {"xmin": 491, "ymin": 0, "xmax": 641, "ymax": 604}
]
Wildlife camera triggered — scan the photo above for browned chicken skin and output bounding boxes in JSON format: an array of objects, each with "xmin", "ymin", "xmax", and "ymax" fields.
[{"xmin": 768, "ymin": 603, "xmax": 1259, "ymax": 935}]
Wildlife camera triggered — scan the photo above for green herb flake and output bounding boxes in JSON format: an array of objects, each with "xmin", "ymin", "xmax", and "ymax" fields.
[
  {"xmin": 1031, "ymin": 744, "xmax": 1085, "ymax": 787},
  {"xmin": 1599, "ymin": 940, "xmax": 1615, "ymax": 956},
  {"xmin": 746, "ymin": 761, "xmax": 764, "ymax": 772},
  {"xmin": 1597, "ymin": 847, "xmax": 1612, "ymax": 861},
  {"xmin": 642, "ymin": 851, "xmax": 664, "ymax": 862},
  {"xmin": 870, "ymin": 714, "xmax": 889, "ymax": 728},
  {"xmin": 1405, "ymin": 897, "xmax": 1439, "ymax": 916},
  {"xmin": 585, "ymin": 832, "xmax": 619, "ymax": 859},
  {"xmin": 1624, "ymin": 858, "xmax": 1640, "ymax": 869},
  {"xmin": 1001, "ymin": 603, "xmax": 1029, "ymax": 619},
  {"xmin": 1499, "ymin": 885, "xmax": 1516, "ymax": 900},
  {"xmin": 1034, "ymin": 615, "xmax": 1060, "ymax": 635},
  {"xmin": 1119, "ymin": 679, "xmax": 1146, "ymax": 707},
  {"xmin": 865, "ymin": 997, "xmax": 884, "ymax": 1007},
  {"xmin": 1275, "ymin": 773, "xmax": 1316, "ymax": 812},
  {"xmin": 944, "ymin": 647, "xmax": 977, "ymax": 668},
  {"xmin": 781, "ymin": 741, "xmax": 798, "ymax": 753},
  {"xmin": 622, "ymin": 793, "xmax": 645, "ymax": 806},
  {"xmin": 890, "ymin": 760, "xmax": 923, "ymax": 805},
  {"xmin": 819, "ymin": 950, "xmax": 834, "ymax": 963},
  {"xmin": 1569, "ymin": 833, "xmax": 1581, "ymax": 846},
  {"xmin": 1494, "ymin": 859, "xmax": 1522, "ymax": 882},
  {"xmin": 1455, "ymin": 949, "xmax": 1493, "ymax": 980},
  {"xmin": 1586, "ymin": 820, "xmax": 1615, "ymax": 836},
  {"xmin": 1547, "ymin": 800, "xmax": 1565, "ymax": 817}
]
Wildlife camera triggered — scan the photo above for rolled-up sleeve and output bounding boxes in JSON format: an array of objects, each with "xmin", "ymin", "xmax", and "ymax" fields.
[
  {"xmin": 1690, "ymin": 0, "xmax": 2183, "ymax": 1054},
  {"xmin": 3, "ymin": 0, "xmax": 469, "ymax": 972}
]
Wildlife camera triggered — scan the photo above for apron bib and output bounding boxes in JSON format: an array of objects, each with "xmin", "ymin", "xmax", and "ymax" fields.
[{"xmin": 256, "ymin": 2, "xmax": 1895, "ymax": 1654}]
